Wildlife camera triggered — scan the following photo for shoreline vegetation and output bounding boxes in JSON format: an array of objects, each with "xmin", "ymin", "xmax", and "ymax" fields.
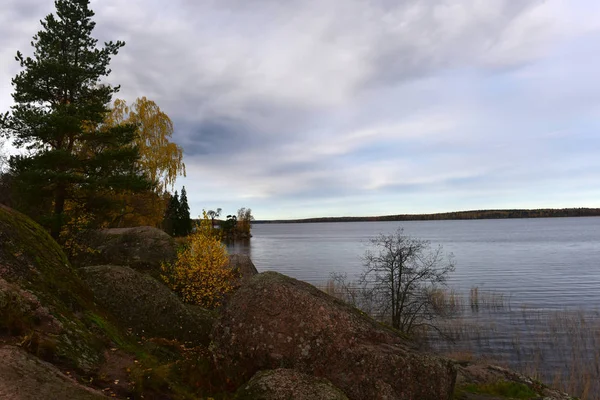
[
  {"xmin": 318, "ymin": 280, "xmax": 600, "ymax": 399},
  {"xmin": 254, "ymin": 207, "xmax": 600, "ymax": 223}
]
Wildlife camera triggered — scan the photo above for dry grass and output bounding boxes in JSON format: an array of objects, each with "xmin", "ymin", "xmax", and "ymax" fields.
[
  {"xmin": 427, "ymin": 305, "xmax": 600, "ymax": 400},
  {"xmin": 317, "ymin": 279, "xmax": 599, "ymax": 400}
]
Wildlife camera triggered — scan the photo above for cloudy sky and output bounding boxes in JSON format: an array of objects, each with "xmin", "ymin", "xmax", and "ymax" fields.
[{"xmin": 2, "ymin": 0, "xmax": 600, "ymax": 220}]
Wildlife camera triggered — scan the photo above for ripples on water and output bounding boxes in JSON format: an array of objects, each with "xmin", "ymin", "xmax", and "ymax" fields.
[
  {"xmin": 228, "ymin": 217, "xmax": 600, "ymax": 398},
  {"xmin": 232, "ymin": 218, "xmax": 600, "ymax": 309}
]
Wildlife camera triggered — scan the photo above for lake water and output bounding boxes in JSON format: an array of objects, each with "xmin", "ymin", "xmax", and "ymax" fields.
[
  {"xmin": 229, "ymin": 218, "xmax": 600, "ymax": 397},
  {"xmin": 230, "ymin": 217, "xmax": 600, "ymax": 309}
]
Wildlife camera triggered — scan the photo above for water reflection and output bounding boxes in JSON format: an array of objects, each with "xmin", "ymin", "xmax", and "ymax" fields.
[{"xmin": 225, "ymin": 238, "xmax": 251, "ymax": 258}]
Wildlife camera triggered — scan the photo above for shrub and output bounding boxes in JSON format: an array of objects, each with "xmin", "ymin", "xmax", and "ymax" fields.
[{"xmin": 161, "ymin": 211, "xmax": 235, "ymax": 308}]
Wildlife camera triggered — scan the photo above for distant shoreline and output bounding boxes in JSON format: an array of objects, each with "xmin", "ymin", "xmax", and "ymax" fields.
[{"xmin": 254, "ymin": 208, "xmax": 600, "ymax": 224}]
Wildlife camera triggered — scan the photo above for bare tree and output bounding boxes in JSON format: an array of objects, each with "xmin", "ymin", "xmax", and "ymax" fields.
[
  {"xmin": 207, "ymin": 208, "xmax": 222, "ymax": 228},
  {"xmin": 359, "ymin": 228, "xmax": 455, "ymax": 334}
]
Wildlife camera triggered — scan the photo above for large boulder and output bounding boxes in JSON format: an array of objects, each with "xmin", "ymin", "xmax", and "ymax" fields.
[
  {"xmin": 72, "ymin": 226, "xmax": 177, "ymax": 277},
  {"xmin": 0, "ymin": 345, "xmax": 106, "ymax": 400},
  {"xmin": 81, "ymin": 265, "xmax": 215, "ymax": 346},
  {"xmin": 0, "ymin": 205, "xmax": 107, "ymax": 372},
  {"xmin": 212, "ymin": 271, "xmax": 456, "ymax": 400},
  {"xmin": 235, "ymin": 369, "xmax": 349, "ymax": 400},
  {"xmin": 228, "ymin": 253, "xmax": 258, "ymax": 284}
]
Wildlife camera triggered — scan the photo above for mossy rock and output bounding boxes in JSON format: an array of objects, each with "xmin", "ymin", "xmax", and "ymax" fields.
[
  {"xmin": 0, "ymin": 205, "xmax": 106, "ymax": 372},
  {"xmin": 81, "ymin": 265, "xmax": 215, "ymax": 346},
  {"xmin": 0, "ymin": 345, "xmax": 107, "ymax": 399},
  {"xmin": 71, "ymin": 226, "xmax": 177, "ymax": 279},
  {"xmin": 454, "ymin": 363, "xmax": 575, "ymax": 400},
  {"xmin": 235, "ymin": 369, "xmax": 349, "ymax": 400}
]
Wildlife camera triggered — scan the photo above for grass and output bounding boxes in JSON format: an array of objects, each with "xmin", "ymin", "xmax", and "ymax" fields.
[
  {"xmin": 317, "ymin": 278, "xmax": 600, "ymax": 400},
  {"xmin": 456, "ymin": 380, "xmax": 537, "ymax": 399},
  {"xmin": 429, "ymin": 305, "xmax": 600, "ymax": 400}
]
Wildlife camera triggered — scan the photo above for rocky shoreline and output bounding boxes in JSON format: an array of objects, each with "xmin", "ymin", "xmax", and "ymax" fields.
[{"xmin": 0, "ymin": 205, "xmax": 576, "ymax": 399}]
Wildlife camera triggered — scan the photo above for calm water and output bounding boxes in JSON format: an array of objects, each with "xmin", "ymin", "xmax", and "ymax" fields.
[
  {"xmin": 230, "ymin": 217, "xmax": 600, "ymax": 309},
  {"xmin": 229, "ymin": 217, "xmax": 600, "ymax": 396}
]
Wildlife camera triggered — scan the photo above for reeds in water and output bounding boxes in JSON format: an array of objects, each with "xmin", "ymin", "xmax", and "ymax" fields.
[{"xmin": 317, "ymin": 279, "xmax": 599, "ymax": 400}]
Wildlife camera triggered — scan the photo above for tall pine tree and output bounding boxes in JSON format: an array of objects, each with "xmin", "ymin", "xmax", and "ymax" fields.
[
  {"xmin": 163, "ymin": 190, "xmax": 180, "ymax": 236},
  {"xmin": 178, "ymin": 186, "xmax": 192, "ymax": 236},
  {"xmin": 0, "ymin": 0, "xmax": 149, "ymax": 238}
]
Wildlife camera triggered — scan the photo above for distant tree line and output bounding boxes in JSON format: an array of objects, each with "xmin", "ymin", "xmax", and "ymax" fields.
[{"xmin": 255, "ymin": 208, "xmax": 600, "ymax": 224}]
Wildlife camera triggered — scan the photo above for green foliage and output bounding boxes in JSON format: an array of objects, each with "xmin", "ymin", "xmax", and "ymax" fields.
[
  {"xmin": 163, "ymin": 187, "xmax": 192, "ymax": 236},
  {"xmin": 0, "ymin": 0, "xmax": 150, "ymax": 238},
  {"xmin": 164, "ymin": 190, "xmax": 181, "ymax": 236},
  {"xmin": 177, "ymin": 186, "xmax": 192, "ymax": 236},
  {"xmin": 456, "ymin": 380, "xmax": 537, "ymax": 399},
  {"xmin": 220, "ymin": 214, "xmax": 237, "ymax": 238}
]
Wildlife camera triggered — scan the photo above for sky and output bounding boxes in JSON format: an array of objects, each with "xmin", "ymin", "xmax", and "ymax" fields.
[{"xmin": 1, "ymin": 0, "xmax": 600, "ymax": 220}]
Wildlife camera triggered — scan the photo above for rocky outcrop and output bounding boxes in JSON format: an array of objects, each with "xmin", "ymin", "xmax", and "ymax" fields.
[
  {"xmin": 0, "ymin": 346, "xmax": 107, "ymax": 400},
  {"xmin": 235, "ymin": 369, "xmax": 349, "ymax": 400},
  {"xmin": 72, "ymin": 226, "xmax": 177, "ymax": 277},
  {"xmin": 454, "ymin": 363, "xmax": 573, "ymax": 400},
  {"xmin": 228, "ymin": 254, "xmax": 258, "ymax": 283},
  {"xmin": 82, "ymin": 265, "xmax": 215, "ymax": 346},
  {"xmin": 0, "ymin": 205, "xmax": 106, "ymax": 372},
  {"xmin": 0, "ymin": 277, "xmax": 63, "ymax": 338},
  {"xmin": 212, "ymin": 271, "xmax": 456, "ymax": 400}
]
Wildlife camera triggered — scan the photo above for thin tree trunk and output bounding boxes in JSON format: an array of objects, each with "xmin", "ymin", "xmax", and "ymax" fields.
[{"xmin": 51, "ymin": 183, "xmax": 66, "ymax": 239}]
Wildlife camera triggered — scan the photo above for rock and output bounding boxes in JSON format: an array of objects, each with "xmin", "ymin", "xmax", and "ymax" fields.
[
  {"xmin": 82, "ymin": 265, "xmax": 215, "ymax": 346},
  {"xmin": 0, "ymin": 277, "xmax": 63, "ymax": 337},
  {"xmin": 454, "ymin": 363, "xmax": 573, "ymax": 400},
  {"xmin": 212, "ymin": 271, "xmax": 456, "ymax": 400},
  {"xmin": 0, "ymin": 345, "xmax": 106, "ymax": 400},
  {"xmin": 228, "ymin": 254, "xmax": 258, "ymax": 283},
  {"xmin": 71, "ymin": 226, "xmax": 177, "ymax": 277},
  {"xmin": 235, "ymin": 369, "xmax": 349, "ymax": 400},
  {"xmin": 0, "ymin": 205, "xmax": 106, "ymax": 372}
]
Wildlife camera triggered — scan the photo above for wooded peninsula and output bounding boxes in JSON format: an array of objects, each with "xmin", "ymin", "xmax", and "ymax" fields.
[{"xmin": 255, "ymin": 207, "xmax": 600, "ymax": 223}]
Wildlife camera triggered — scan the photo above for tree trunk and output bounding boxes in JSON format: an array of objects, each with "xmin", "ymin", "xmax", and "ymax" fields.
[{"xmin": 51, "ymin": 184, "xmax": 66, "ymax": 239}]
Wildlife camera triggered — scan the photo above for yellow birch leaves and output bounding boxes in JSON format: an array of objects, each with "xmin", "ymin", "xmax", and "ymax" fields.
[
  {"xmin": 106, "ymin": 97, "xmax": 186, "ymax": 191},
  {"xmin": 161, "ymin": 212, "xmax": 236, "ymax": 308}
]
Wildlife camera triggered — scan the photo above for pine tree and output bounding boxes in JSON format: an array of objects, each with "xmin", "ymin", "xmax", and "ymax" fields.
[
  {"xmin": 178, "ymin": 186, "xmax": 192, "ymax": 236},
  {"xmin": 163, "ymin": 190, "xmax": 180, "ymax": 236},
  {"xmin": 0, "ymin": 0, "xmax": 149, "ymax": 238}
]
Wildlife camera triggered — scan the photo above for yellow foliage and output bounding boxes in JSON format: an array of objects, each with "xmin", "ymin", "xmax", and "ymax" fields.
[
  {"xmin": 58, "ymin": 200, "xmax": 98, "ymax": 258},
  {"xmin": 103, "ymin": 189, "xmax": 168, "ymax": 228},
  {"xmin": 106, "ymin": 97, "xmax": 186, "ymax": 191},
  {"xmin": 75, "ymin": 97, "xmax": 186, "ymax": 229},
  {"xmin": 161, "ymin": 212, "xmax": 235, "ymax": 308}
]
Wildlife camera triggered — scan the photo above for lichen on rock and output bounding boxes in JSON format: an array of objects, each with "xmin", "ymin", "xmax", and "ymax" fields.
[
  {"xmin": 212, "ymin": 271, "xmax": 456, "ymax": 400},
  {"xmin": 71, "ymin": 226, "xmax": 177, "ymax": 278},
  {"xmin": 235, "ymin": 368, "xmax": 349, "ymax": 400}
]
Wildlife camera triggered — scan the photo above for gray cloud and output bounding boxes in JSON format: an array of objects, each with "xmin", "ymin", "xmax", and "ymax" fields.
[{"xmin": 2, "ymin": 0, "xmax": 600, "ymax": 218}]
